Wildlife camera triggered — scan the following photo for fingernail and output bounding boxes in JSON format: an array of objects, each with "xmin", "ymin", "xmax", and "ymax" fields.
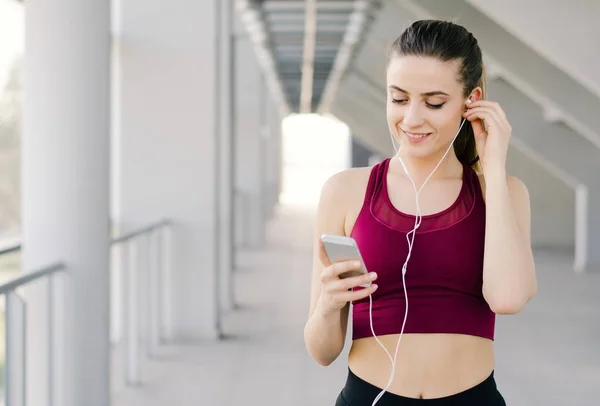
[
  {"xmin": 354, "ymin": 261, "xmax": 361, "ymax": 267},
  {"xmin": 372, "ymin": 284, "xmax": 378, "ymax": 291},
  {"xmin": 369, "ymin": 272, "xmax": 377, "ymax": 280}
]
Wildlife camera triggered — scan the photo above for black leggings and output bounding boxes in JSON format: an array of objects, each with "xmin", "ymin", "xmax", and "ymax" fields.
[{"xmin": 335, "ymin": 368, "xmax": 506, "ymax": 406}]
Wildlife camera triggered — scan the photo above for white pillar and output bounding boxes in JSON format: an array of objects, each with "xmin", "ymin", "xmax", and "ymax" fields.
[
  {"xmin": 264, "ymin": 96, "xmax": 283, "ymax": 219},
  {"xmin": 116, "ymin": 0, "xmax": 221, "ymax": 339},
  {"xmin": 110, "ymin": 0, "xmax": 125, "ymax": 347},
  {"xmin": 23, "ymin": 1, "xmax": 111, "ymax": 405},
  {"xmin": 588, "ymin": 187, "xmax": 600, "ymax": 270},
  {"xmin": 258, "ymin": 81, "xmax": 270, "ymax": 221},
  {"xmin": 218, "ymin": 0, "xmax": 236, "ymax": 312},
  {"xmin": 234, "ymin": 34, "xmax": 266, "ymax": 248}
]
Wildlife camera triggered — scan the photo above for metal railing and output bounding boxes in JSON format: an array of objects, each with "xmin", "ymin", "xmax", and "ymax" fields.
[
  {"xmin": 0, "ymin": 239, "xmax": 21, "ymax": 257},
  {"xmin": 0, "ymin": 261, "xmax": 65, "ymax": 406},
  {"xmin": 111, "ymin": 219, "xmax": 173, "ymax": 386},
  {"xmin": 0, "ymin": 218, "xmax": 172, "ymax": 404}
]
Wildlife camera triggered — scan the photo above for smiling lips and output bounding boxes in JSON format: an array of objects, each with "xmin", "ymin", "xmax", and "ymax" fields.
[{"xmin": 402, "ymin": 130, "xmax": 432, "ymax": 143}]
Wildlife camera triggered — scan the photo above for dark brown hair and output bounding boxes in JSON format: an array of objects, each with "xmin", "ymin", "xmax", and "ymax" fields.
[{"xmin": 388, "ymin": 20, "xmax": 486, "ymax": 169}]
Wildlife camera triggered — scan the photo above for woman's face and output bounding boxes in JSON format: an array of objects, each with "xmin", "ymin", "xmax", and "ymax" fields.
[{"xmin": 386, "ymin": 55, "xmax": 470, "ymax": 161}]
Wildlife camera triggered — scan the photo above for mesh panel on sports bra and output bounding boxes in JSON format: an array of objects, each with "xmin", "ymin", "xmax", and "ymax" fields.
[{"xmin": 369, "ymin": 158, "xmax": 479, "ymax": 234}]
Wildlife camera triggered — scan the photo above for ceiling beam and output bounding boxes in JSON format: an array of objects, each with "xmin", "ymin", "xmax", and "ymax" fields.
[
  {"xmin": 318, "ymin": 0, "xmax": 381, "ymax": 113},
  {"xmin": 299, "ymin": 0, "xmax": 317, "ymax": 113},
  {"xmin": 236, "ymin": 0, "xmax": 292, "ymax": 117}
]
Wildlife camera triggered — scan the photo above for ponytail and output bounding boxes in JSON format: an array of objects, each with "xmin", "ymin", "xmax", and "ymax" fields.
[{"xmin": 453, "ymin": 63, "xmax": 486, "ymax": 171}]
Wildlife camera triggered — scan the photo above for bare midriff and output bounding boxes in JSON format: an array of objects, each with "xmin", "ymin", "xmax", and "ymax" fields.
[{"xmin": 348, "ymin": 333, "xmax": 495, "ymax": 399}]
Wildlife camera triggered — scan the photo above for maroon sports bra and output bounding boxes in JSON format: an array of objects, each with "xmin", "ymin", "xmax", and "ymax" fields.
[{"xmin": 350, "ymin": 158, "xmax": 495, "ymax": 341}]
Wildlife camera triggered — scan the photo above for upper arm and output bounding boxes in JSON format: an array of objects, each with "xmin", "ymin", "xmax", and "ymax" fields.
[
  {"xmin": 507, "ymin": 175, "xmax": 532, "ymax": 248},
  {"xmin": 478, "ymin": 173, "xmax": 532, "ymax": 248},
  {"xmin": 308, "ymin": 171, "xmax": 349, "ymax": 319}
]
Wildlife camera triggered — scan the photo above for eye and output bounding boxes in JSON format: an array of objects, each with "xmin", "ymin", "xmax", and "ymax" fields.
[
  {"xmin": 426, "ymin": 102, "xmax": 446, "ymax": 109},
  {"xmin": 391, "ymin": 98, "xmax": 407, "ymax": 105}
]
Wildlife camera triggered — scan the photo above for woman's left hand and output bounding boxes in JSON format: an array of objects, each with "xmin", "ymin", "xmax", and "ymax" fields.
[{"xmin": 463, "ymin": 100, "xmax": 511, "ymax": 174}]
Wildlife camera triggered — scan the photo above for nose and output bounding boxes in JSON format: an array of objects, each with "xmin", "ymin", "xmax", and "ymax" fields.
[{"xmin": 402, "ymin": 102, "xmax": 425, "ymax": 128}]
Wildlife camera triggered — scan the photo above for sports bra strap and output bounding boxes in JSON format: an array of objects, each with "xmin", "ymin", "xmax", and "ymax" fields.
[{"xmin": 363, "ymin": 160, "xmax": 387, "ymax": 203}]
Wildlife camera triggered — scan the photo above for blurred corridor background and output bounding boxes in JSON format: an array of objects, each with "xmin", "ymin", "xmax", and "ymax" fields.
[{"xmin": 0, "ymin": 0, "xmax": 599, "ymax": 405}]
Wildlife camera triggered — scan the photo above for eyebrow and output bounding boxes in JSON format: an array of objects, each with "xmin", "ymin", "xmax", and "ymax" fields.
[{"xmin": 388, "ymin": 85, "xmax": 450, "ymax": 97}]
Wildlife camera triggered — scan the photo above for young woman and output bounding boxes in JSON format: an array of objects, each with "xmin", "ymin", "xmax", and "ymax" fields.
[{"xmin": 304, "ymin": 20, "xmax": 537, "ymax": 406}]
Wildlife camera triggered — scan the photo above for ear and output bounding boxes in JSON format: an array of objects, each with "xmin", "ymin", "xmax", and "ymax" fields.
[{"xmin": 467, "ymin": 87, "xmax": 483, "ymax": 103}]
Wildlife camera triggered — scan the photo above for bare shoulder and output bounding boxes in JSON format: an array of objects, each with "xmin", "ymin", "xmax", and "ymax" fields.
[
  {"xmin": 318, "ymin": 165, "xmax": 375, "ymax": 235},
  {"xmin": 321, "ymin": 166, "xmax": 372, "ymax": 197}
]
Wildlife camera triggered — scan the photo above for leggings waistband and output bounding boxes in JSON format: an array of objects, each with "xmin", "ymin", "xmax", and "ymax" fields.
[{"xmin": 338, "ymin": 368, "xmax": 505, "ymax": 406}]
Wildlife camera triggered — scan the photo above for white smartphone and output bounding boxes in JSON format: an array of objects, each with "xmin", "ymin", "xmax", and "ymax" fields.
[{"xmin": 320, "ymin": 234, "xmax": 371, "ymax": 287}]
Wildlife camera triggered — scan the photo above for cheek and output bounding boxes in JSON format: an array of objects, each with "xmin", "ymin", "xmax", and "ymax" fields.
[
  {"xmin": 433, "ymin": 110, "xmax": 460, "ymax": 134},
  {"xmin": 386, "ymin": 103, "xmax": 403, "ymax": 124}
]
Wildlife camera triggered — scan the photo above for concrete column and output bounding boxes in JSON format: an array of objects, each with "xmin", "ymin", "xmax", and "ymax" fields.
[
  {"xmin": 110, "ymin": 0, "xmax": 124, "ymax": 348},
  {"xmin": 218, "ymin": 0, "xmax": 235, "ymax": 312},
  {"xmin": 264, "ymin": 96, "xmax": 283, "ymax": 219},
  {"xmin": 116, "ymin": 0, "xmax": 221, "ymax": 339},
  {"xmin": 22, "ymin": 1, "xmax": 111, "ymax": 405},
  {"xmin": 272, "ymin": 105, "xmax": 283, "ymax": 210},
  {"xmin": 234, "ymin": 34, "xmax": 266, "ymax": 248},
  {"xmin": 259, "ymin": 82, "xmax": 270, "ymax": 221}
]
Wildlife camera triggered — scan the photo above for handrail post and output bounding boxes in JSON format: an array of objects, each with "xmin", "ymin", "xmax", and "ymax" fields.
[
  {"xmin": 5, "ymin": 291, "xmax": 27, "ymax": 406},
  {"xmin": 110, "ymin": 242, "xmax": 124, "ymax": 346},
  {"xmin": 160, "ymin": 225, "xmax": 173, "ymax": 343},
  {"xmin": 138, "ymin": 235, "xmax": 148, "ymax": 357},
  {"xmin": 47, "ymin": 270, "xmax": 66, "ymax": 406},
  {"xmin": 48, "ymin": 274, "xmax": 55, "ymax": 406},
  {"xmin": 147, "ymin": 229, "xmax": 160, "ymax": 357},
  {"xmin": 124, "ymin": 240, "xmax": 141, "ymax": 386}
]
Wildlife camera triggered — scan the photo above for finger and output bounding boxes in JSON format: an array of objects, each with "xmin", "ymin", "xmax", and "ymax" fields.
[
  {"xmin": 466, "ymin": 100, "xmax": 506, "ymax": 118},
  {"xmin": 464, "ymin": 109, "xmax": 501, "ymax": 132},
  {"xmin": 330, "ymin": 259, "xmax": 363, "ymax": 278},
  {"xmin": 465, "ymin": 110, "xmax": 485, "ymax": 137},
  {"xmin": 320, "ymin": 259, "xmax": 359, "ymax": 285},
  {"xmin": 464, "ymin": 106, "xmax": 500, "ymax": 121},
  {"xmin": 464, "ymin": 106, "xmax": 505, "ymax": 129},
  {"xmin": 318, "ymin": 239, "xmax": 332, "ymax": 268},
  {"xmin": 330, "ymin": 271, "xmax": 377, "ymax": 292},
  {"xmin": 338, "ymin": 284, "xmax": 379, "ymax": 302}
]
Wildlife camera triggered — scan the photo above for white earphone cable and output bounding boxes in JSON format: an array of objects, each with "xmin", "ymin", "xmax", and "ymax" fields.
[{"xmin": 369, "ymin": 114, "xmax": 468, "ymax": 405}]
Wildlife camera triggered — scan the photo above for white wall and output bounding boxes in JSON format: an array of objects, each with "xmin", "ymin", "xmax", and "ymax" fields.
[
  {"xmin": 507, "ymin": 146, "xmax": 575, "ymax": 250},
  {"xmin": 116, "ymin": 0, "xmax": 220, "ymax": 339},
  {"xmin": 233, "ymin": 34, "xmax": 267, "ymax": 247}
]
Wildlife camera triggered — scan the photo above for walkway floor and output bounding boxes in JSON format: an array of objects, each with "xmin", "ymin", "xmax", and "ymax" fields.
[{"xmin": 112, "ymin": 202, "xmax": 600, "ymax": 406}]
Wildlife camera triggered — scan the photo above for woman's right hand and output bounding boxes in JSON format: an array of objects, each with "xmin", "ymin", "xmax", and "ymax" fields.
[{"xmin": 316, "ymin": 240, "xmax": 378, "ymax": 316}]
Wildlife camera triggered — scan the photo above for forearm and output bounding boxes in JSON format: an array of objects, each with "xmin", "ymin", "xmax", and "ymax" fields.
[
  {"xmin": 304, "ymin": 302, "xmax": 347, "ymax": 366},
  {"xmin": 482, "ymin": 168, "xmax": 537, "ymax": 314}
]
